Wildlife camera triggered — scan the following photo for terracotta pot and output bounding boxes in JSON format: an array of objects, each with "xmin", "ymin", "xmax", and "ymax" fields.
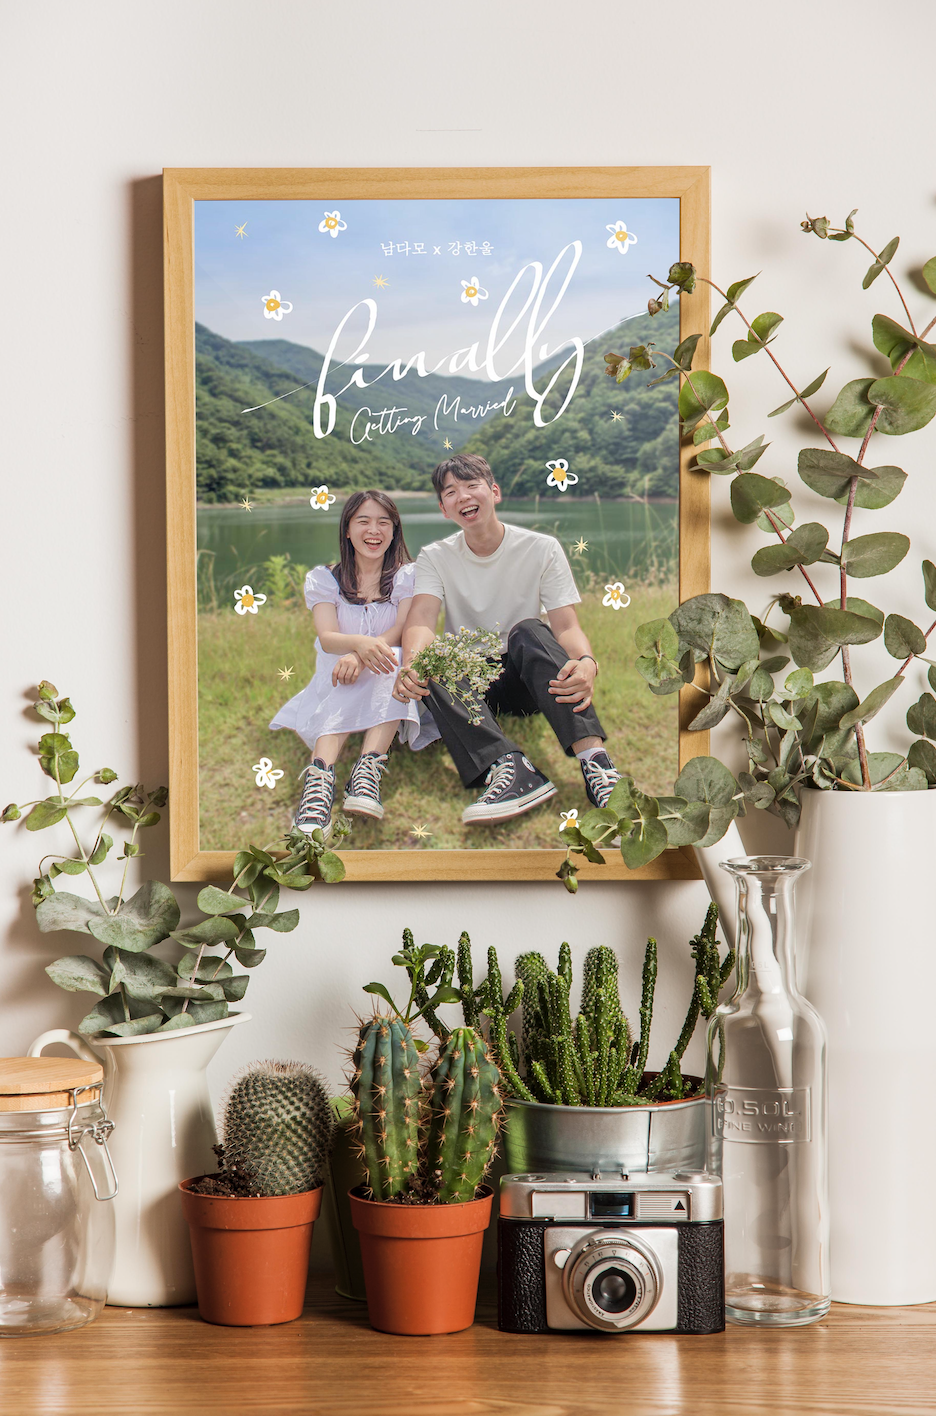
[
  {"xmin": 179, "ymin": 1179, "xmax": 322, "ymax": 1326},
  {"xmin": 349, "ymin": 1186, "xmax": 493, "ymax": 1335}
]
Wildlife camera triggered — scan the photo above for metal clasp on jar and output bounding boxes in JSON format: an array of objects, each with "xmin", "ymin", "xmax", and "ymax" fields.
[{"xmin": 67, "ymin": 1085, "xmax": 119, "ymax": 1201}]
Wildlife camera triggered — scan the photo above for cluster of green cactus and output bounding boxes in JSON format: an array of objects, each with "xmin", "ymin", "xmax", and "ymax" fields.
[
  {"xmin": 219, "ymin": 1060, "xmax": 335, "ymax": 1196},
  {"xmin": 349, "ymin": 1011, "xmax": 502, "ymax": 1205},
  {"xmin": 481, "ymin": 903, "xmax": 734, "ymax": 1106}
]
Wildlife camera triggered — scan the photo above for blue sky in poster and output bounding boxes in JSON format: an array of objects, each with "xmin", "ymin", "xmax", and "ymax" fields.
[{"xmin": 194, "ymin": 198, "xmax": 679, "ymax": 383}]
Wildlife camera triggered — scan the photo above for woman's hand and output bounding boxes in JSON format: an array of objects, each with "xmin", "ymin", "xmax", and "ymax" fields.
[
  {"xmin": 355, "ymin": 636, "xmax": 398, "ymax": 675},
  {"xmin": 332, "ymin": 653, "xmax": 363, "ymax": 686}
]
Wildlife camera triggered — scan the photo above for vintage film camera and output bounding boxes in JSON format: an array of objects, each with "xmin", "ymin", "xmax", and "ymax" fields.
[{"xmin": 498, "ymin": 1170, "xmax": 724, "ymax": 1334}]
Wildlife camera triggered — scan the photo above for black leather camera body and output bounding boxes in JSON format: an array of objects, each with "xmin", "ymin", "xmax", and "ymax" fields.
[{"xmin": 497, "ymin": 1170, "xmax": 725, "ymax": 1335}]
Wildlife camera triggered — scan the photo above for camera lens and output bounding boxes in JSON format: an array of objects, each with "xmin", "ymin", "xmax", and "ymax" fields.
[{"xmin": 592, "ymin": 1267, "xmax": 638, "ymax": 1314}]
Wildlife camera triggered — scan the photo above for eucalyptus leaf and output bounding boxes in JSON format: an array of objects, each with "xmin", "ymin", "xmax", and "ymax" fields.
[
  {"xmin": 316, "ymin": 852, "xmax": 346, "ymax": 883},
  {"xmin": 89, "ymin": 881, "xmax": 182, "ymax": 952},
  {"xmin": 170, "ymin": 916, "xmax": 239, "ymax": 947},
  {"xmin": 839, "ymin": 677, "xmax": 904, "ymax": 730},
  {"xmin": 26, "ymin": 799, "xmax": 68, "ymax": 833},
  {"xmin": 88, "ymin": 833, "xmax": 113, "ymax": 866},
  {"xmin": 97, "ymin": 1015, "xmax": 166, "ymax": 1038},
  {"xmin": 674, "ymin": 757, "xmax": 737, "ymax": 808},
  {"xmin": 804, "ymin": 681, "xmax": 860, "ymax": 739},
  {"xmin": 752, "ymin": 523, "xmax": 828, "ymax": 577},
  {"xmin": 109, "ymin": 950, "xmax": 178, "ymax": 1002},
  {"xmin": 798, "ymin": 447, "xmax": 876, "ymax": 500},
  {"xmin": 908, "ymin": 739, "xmax": 936, "ymax": 784},
  {"xmin": 906, "ymin": 693, "xmax": 936, "ymax": 740},
  {"xmin": 177, "ymin": 1001, "xmax": 229, "ymax": 1026},
  {"xmin": 687, "ymin": 680, "xmax": 733, "ymax": 731},
  {"xmin": 35, "ymin": 891, "xmax": 107, "ymax": 935},
  {"xmin": 923, "ymin": 560, "xmax": 936, "ymax": 612},
  {"xmin": 730, "ymin": 473, "xmax": 792, "ymax": 525},
  {"xmin": 195, "ymin": 885, "xmax": 245, "ymax": 916},
  {"xmin": 156, "ymin": 1014, "xmax": 200, "ymax": 1033},
  {"xmin": 824, "ymin": 378, "xmax": 876, "ymax": 438},
  {"xmin": 884, "ymin": 614, "xmax": 926, "ymax": 659},
  {"xmin": 234, "ymin": 945, "xmax": 267, "ymax": 968},
  {"xmin": 840, "ymin": 532, "xmax": 910, "ymax": 578},
  {"xmin": 923, "ymin": 258, "xmax": 936, "ymax": 297},
  {"xmin": 655, "ymin": 798, "xmax": 710, "ymax": 847},
  {"xmin": 862, "ymin": 236, "xmax": 899, "ymax": 289},
  {"xmin": 54, "ymin": 858, "xmax": 87, "ymax": 876},
  {"xmin": 618, "ymin": 816, "xmax": 669, "ymax": 870},
  {"xmin": 842, "ymin": 753, "xmax": 926, "ymax": 790},
  {"xmin": 678, "ymin": 371, "xmax": 729, "ymax": 431},
  {"xmin": 834, "ymin": 465, "xmax": 906, "ymax": 511},
  {"xmin": 45, "ymin": 955, "xmax": 109, "ymax": 996},
  {"xmin": 867, "ymin": 376, "xmax": 936, "ymax": 435},
  {"xmin": 756, "ymin": 500, "xmax": 794, "ymax": 534}
]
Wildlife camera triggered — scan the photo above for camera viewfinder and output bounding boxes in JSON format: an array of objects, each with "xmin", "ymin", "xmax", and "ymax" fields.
[{"xmin": 590, "ymin": 1191, "xmax": 634, "ymax": 1218}]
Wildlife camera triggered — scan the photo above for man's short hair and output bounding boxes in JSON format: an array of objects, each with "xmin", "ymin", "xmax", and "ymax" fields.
[{"xmin": 431, "ymin": 453, "xmax": 495, "ymax": 499}]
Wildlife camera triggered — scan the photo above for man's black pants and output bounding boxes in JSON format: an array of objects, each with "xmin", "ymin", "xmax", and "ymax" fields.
[{"xmin": 424, "ymin": 618, "xmax": 606, "ymax": 788}]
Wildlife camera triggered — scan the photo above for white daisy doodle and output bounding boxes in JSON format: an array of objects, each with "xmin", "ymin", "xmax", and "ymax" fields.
[
  {"xmin": 252, "ymin": 757, "xmax": 284, "ymax": 790},
  {"xmin": 460, "ymin": 276, "xmax": 489, "ymax": 307},
  {"xmin": 559, "ymin": 808, "xmax": 579, "ymax": 831},
  {"xmin": 261, "ymin": 290, "xmax": 293, "ymax": 321},
  {"xmin": 545, "ymin": 459, "xmax": 579, "ymax": 492},
  {"xmin": 310, "ymin": 485, "xmax": 337, "ymax": 511},
  {"xmin": 233, "ymin": 585, "xmax": 267, "ymax": 615},
  {"xmin": 602, "ymin": 582, "xmax": 632, "ymax": 611},
  {"xmin": 606, "ymin": 220, "xmax": 638, "ymax": 255},
  {"xmin": 318, "ymin": 210, "xmax": 347, "ymax": 239}
]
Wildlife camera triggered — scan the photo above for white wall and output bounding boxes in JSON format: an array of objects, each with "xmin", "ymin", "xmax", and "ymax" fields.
[{"xmin": 3, "ymin": 0, "xmax": 934, "ymax": 1102}]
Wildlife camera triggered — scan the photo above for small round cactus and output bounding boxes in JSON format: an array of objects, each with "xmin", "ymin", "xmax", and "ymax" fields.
[{"xmin": 221, "ymin": 1059, "xmax": 335, "ymax": 1197}]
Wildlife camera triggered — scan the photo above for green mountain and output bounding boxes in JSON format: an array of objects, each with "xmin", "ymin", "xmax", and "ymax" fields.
[
  {"xmin": 459, "ymin": 307, "xmax": 680, "ymax": 498},
  {"xmin": 194, "ymin": 307, "xmax": 679, "ymax": 502}
]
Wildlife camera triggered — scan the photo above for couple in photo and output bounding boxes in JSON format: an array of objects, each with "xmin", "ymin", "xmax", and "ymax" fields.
[{"xmin": 270, "ymin": 454, "xmax": 621, "ymax": 837}]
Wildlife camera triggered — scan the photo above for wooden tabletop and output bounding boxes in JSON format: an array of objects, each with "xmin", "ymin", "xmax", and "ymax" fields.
[{"xmin": 2, "ymin": 1274, "xmax": 934, "ymax": 1416}]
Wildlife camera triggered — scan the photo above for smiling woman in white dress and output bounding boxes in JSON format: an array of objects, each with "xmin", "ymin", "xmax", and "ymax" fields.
[{"xmin": 270, "ymin": 489, "xmax": 422, "ymax": 837}]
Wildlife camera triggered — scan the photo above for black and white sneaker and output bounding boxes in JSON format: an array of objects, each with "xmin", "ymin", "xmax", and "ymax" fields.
[
  {"xmin": 462, "ymin": 751, "xmax": 556, "ymax": 825},
  {"xmin": 580, "ymin": 749, "xmax": 622, "ymax": 809},
  {"xmin": 343, "ymin": 752, "xmax": 389, "ymax": 820},
  {"xmin": 294, "ymin": 759, "xmax": 335, "ymax": 838}
]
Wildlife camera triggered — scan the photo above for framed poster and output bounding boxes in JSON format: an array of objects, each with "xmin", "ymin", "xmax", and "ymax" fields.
[{"xmin": 164, "ymin": 167, "xmax": 710, "ymax": 883}]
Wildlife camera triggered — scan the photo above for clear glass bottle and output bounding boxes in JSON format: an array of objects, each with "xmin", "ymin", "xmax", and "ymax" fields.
[
  {"xmin": 706, "ymin": 856, "xmax": 829, "ymax": 1326},
  {"xmin": 0, "ymin": 1059, "xmax": 117, "ymax": 1336}
]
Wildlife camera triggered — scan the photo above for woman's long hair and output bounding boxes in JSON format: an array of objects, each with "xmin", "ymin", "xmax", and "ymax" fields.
[{"xmin": 332, "ymin": 489, "xmax": 412, "ymax": 603}]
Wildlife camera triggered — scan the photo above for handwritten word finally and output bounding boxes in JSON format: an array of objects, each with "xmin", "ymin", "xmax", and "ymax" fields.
[{"xmin": 379, "ymin": 241, "xmax": 494, "ymax": 257}]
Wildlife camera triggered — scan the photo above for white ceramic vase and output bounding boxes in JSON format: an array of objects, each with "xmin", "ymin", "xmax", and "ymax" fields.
[
  {"xmin": 29, "ymin": 1011, "xmax": 250, "ymax": 1306},
  {"xmin": 795, "ymin": 789, "xmax": 936, "ymax": 1304}
]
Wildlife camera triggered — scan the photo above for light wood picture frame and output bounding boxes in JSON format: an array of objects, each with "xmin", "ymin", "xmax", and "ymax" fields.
[{"xmin": 165, "ymin": 166, "xmax": 710, "ymax": 884}]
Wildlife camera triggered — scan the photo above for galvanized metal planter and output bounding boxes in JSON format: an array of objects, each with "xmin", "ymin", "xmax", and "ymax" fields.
[{"xmin": 503, "ymin": 1080, "xmax": 707, "ymax": 1176}]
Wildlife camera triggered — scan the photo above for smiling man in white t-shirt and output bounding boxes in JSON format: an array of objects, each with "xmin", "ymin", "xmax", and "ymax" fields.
[{"xmin": 393, "ymin": 453, "xmax": 621, "ymax": 824}]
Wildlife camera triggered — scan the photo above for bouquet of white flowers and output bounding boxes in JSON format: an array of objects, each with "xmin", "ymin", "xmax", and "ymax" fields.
[{"xmin": 410, "ymin": 626, "xmax": 504, "ymax": 725}]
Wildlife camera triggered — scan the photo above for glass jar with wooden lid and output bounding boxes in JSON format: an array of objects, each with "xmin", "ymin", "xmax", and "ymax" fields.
[{"xmin": 0, "ymin": 1056, "xmax": 117, "ymax": 1335}]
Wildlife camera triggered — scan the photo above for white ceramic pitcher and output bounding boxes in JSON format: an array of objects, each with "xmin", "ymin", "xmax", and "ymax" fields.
[{"xmin": 29, "ymin": 1012, "xmax": 250, "ymax": 1306}]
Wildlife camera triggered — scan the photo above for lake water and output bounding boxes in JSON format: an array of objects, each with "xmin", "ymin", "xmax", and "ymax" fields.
[{"xmin": 197, "ymin": 496, "xmax": 677, "ymax": 595}]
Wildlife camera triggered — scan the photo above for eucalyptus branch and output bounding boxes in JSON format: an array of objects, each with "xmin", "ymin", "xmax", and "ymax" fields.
[
  {"xmin": 704, "ymin": 277, "xmax": 842, "ymax": 451},
  {"xmin": 846, "ymin": 230, "xmax": 917, "ymax": 335},
  {"xmin": 180, "ymin": 941, "xmax": 209, "ymax": 1015}
]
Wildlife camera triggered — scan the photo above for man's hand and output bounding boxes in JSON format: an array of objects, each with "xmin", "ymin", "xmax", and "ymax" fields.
[
  {"xmin": 356, "ymin": 636, "xmax": 398, "ymax": 674},
  {"xmin": 393, "ymin": 665, "xmax": 430, "ymax": 702},
  {"xmin": 548, "ymin": 657, "xmax": 597, "ymax": 712},
  {"xmin": 332, "ymin": 653, "xmax": 363, "ymax": 686}
]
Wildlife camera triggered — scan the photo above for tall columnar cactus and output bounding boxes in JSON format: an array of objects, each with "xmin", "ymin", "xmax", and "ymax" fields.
[
  {"xmin": 424, "ymin": 1028, "xmax": 503, "ymax": 1204},
  {"xmin": 479, "ymin": 907, "xmax": 734, "ymax": 1107},
  {"xmin": 221, "ymin": 1060, "xmax": 335, "ymax": 1196},
  {"xmin": 350, "ymin": 1014, "xmax": 422, "ymax": 1201}
]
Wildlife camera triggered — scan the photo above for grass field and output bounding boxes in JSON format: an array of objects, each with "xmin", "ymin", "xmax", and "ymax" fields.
[{"xmin": 197, "ymin": 582, "xmax": 678, "ymax": 853}]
